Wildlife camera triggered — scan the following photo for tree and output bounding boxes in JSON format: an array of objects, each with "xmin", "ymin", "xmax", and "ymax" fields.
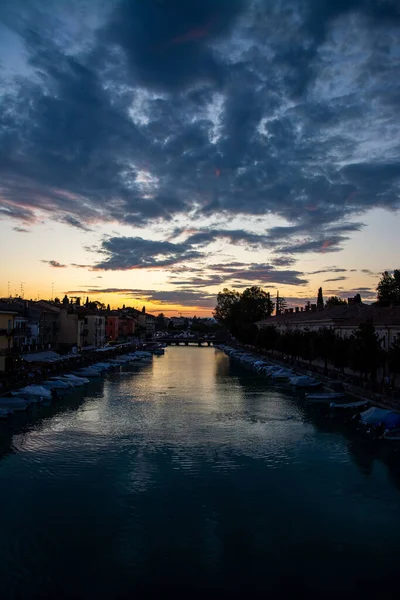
[
  {"xmin": 377, "ymin": 270, "xmax": 400, "ymax": 305},
  {"xmin": 240, "ymin": 286, "xmax": 274, "ymax": 322},
  {"xmin": 317, "ymin": 287, "xmax": 324, "ymax": 309},
  {"xmin": 256, "ymin": 326, "xmax": 280, "ymax": 352},
  {"xmin": 276, "ymin": 291, "xmax": 288, "ymax": 315},
  {"xmin": 156, "ymin": 313, "xmax": 166, "ymax": 331},
  {"xmin": 348, "ymin": 322, "xmax": 384, "ymax": 381},
  {"xmin": 85, "ymin": 296, "xmax": 89, "ymax": 307},
  {"xmin": 213, "ymin": 288, "xmax": 240, "ymax": 327},
  {"xmin": 54, "ymin": 297, "xmax": 60, "ymax": 304},
  {"xmin": 75, "ymin": 297, "xmax": 81, "ymax": 306},
  {"xmin": 106, "ymin": 304, "xmax": 111, "ymax": 312},
  {"xmin": 62, "ymin": 295, "xmax": 69, "ymax": 305},
  {"xmin": 315, "ymin": 327, "xmax": 336, "ymax": 372},
  {"xmin": 387, "ymin": 334, "xmax": 400, "ymax": 384},
  {"xmin": 325, "ymin": 296, "xmax": 346, "ymax": 308}
]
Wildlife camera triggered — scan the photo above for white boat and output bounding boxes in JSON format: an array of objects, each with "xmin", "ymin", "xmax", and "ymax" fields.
[
  {"xmin": 383, "ymin": 428, "xmax": 400, "ymax": 441},
  {"xmin": 270, "ymin": 368, "xmax": 294, "ymax": 381},
  {"xmin": 41, "ymin": 379, "xmax": 73, "ymax": 390},
  {"xmin": 72, "ymin": 368, "xmax": 101, "ymax": 377},
  {"xmin": 330, "ymin": 399, "xmax": 370, "ymax": 410},
  {"xmin": 91, "ymin": 362, "xmax": 114, "ymax": 371},
  {"xmin": 50, "ymin": 376, "xmax": 84, "ymax": 387},
  {"xmin": 290, "ymin": 375, "xmax": 321, "ymax": 388},
  {"xmin": 0, "ymin": 398, "xmax": 30, "ymax": 411},
  {"xmin": 306, "ymin": 392, "xmax": 345, "ymax": 404},
  {"xmin": 13, "ymin": 385, "xmax": 52, "ymax": 400},
  {"xmin": 62, "ymin": 374, "xmax": 90, "ymax": 384}
]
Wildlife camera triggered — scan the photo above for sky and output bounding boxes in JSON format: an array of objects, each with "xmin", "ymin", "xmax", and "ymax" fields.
[{"xmin": 0, "ymin": 0, "xmax": 399, "ymax": 316}]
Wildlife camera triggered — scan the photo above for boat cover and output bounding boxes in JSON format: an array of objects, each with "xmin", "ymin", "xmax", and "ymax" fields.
[
  {"xmin": 383, "ymin": 412, "xmax": 400, "ymax": 430},
  {"xmin": 360, "ymin": 407, "xmax": 395, "ymax": 426},
  {"xmin": 22, "ymin": 351, "xmax": 61, "ymax": 362}
]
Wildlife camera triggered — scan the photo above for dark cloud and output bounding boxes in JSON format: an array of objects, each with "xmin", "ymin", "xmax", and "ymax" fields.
[
  {"xmin": 324, "ymin": 276, "xmax": 348, "ymax": 282},
  {"xmin": 94, "ymin": 236, "xmax": 202, "ymax": 270},
  {"xmin": 0, "ymin": 0, "xmax": 399, "ymax": 270},
  {"xmin": 13, "ymin": 226, "xmax": 29, "ymax": 233},
  {"xmin": 104, "ymin": 0, "xmax": 244, "ymax": 91},
  {"xmin": 193, "ymin": 262, "xmax": 309, "ymax": 286},
  {"xmin": 308, "ymin": 267, "xmax": 347, "ymax": 275},
  {"xmin": 65, "ymin": 287, "xmax": 215, "ymax": 308},
  {"xmin": 41, "ymin": 260, "xmax": 67, "ymax": 268}
]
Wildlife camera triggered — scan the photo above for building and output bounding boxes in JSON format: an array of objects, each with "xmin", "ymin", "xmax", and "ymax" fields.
[
  {"xmin": 137, "ymin": 307, "xmax": 156, "ymax": 339},
  {"xmin": 118, "ymin": 313, "xmax": 135, "ymax": 340},
  {"xmin": 0, "ymin": 303, "xmax": 17, "ymax": 372},
  {"xmin": 106, "ymin": 313, "xmax": 119, "ymax": 342},
  {"xmin": 58, "ymin": 306, "xmax": 86, "ymax": 351},
  {"xmin": 35, "ymin": 301, "xmax": 61, "ymax": 349},
  {"xmin": 257, "ymin": 303, "xmax": 400, "ymax": 348},
  {"xmin": 85, "ymin": 313, "xmax": 106, "ymax": 347}
]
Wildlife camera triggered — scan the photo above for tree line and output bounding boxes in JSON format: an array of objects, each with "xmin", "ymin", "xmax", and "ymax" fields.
[
  {"xmin": 213, "ymin": 271, "xmax": 400, "ymax": 385},
  {"xmin": 256, "ymin": 324, "xmax": 400, "ymax": 385}
]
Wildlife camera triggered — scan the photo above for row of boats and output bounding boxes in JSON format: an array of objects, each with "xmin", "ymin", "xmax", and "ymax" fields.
[
  {"xmin": 0, "ymin": 351, "xmax": 153, "ymax": 418},
  {"xmin": 218, "ymin": 346, "xmax": 400, "ymax": 440}
]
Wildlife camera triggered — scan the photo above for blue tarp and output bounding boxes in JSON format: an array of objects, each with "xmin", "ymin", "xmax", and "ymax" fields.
[
  {"xmin": 383, "ymin": 412, "xmax": 400, "ymax": 430},
  {"xmin": 360, "ymin": 407, "xmax": 400, "ymax": 429},
  {"xmin": 360, "ymin": 407, "xmax": 392, "ymax": 425}
]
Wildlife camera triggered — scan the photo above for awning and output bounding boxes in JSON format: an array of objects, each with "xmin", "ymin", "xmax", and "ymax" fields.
[{"xmin": 22, "ymin": 351, "xmax": 62, "ymax": 363}]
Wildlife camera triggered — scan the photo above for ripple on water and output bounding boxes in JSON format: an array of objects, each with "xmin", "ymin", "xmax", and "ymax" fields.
[{"xmin": 1, "ymin": 347, "xmax": 400, "ymax": 599}]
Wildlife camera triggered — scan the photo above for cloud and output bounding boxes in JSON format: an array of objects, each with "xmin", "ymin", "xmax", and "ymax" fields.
[
  {"xmin": 13, "ymin": 226, "xmax": 29, "ymax": 233},
  {"xmin": 93, "ymin": 236, "xmax": 203, "ymax": 270},
  {"xmin": 65, "ymin": 287, "xmax": 215, "ymax": 308},
  {"xmin": 308, "ymin": 267, "xmax": 347, "ymax": 275},
  {"xmin": 41, "ymin": 260, "xmax": 67, "ymax": 268},
  {"xmin": 324, "ymin": 276, "xmax": 348, "ymax": 282},
  {"xmin": 0, "ymin": 0, "xmax": 399, "ymax": 269}
]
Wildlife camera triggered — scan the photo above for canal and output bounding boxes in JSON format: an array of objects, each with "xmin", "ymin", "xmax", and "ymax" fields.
[{"xmin": 0, "ymin": 346, "xmax": 400, "ymax": 599}]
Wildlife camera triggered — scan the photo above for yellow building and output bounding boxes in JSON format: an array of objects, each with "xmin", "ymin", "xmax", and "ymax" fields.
[{"xmin": 0, "ymin": 305, "xmax": 17, "ymax": 372}]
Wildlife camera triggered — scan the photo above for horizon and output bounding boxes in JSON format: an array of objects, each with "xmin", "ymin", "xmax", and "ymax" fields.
[{"xmin": 1, "ymin": 1, "xmax": 399, "ymax": 314}]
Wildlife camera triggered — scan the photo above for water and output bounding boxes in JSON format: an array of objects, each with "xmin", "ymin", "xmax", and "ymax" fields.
[{"xmin": 1, "ymin": 347, "xmax": 400, "ymax": 599}]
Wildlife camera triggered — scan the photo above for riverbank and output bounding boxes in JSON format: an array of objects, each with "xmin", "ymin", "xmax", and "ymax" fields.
[
  {"xmin": 0, "ymin": 343, "xmax": 141, "ymax": 396},
  {"xmin": 226, "ymin": 343, "xmax": 400, "ymax": 411}
]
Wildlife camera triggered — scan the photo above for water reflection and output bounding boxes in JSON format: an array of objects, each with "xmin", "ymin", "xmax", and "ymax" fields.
[{"xmin": 0, "ymin": 347, "xmax": 400, "ymax": 599}]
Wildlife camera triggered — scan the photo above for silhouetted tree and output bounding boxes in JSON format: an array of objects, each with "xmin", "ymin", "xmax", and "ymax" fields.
[
  {"xmin": 240, "ymin": 286, "xmax": 274, "ymax": 322},
  {"xmin": 349, "ymin": 322, "xmax": 384, "ymax": 381},
  {"xmin": 315, "ymin": 327, "xmax": 336, "ymax": 372},
  {"xmin": 276, "ymin": 291, "xmax": 288, "ymax": 315},
  {"xmin": 317, "ymin": 287, "xmax": 324, "ymax": 309},
  {"xmin": 256, "ymin": 326, "xmax": 280, "ymax": 352},
  {"xmin": 388, "ymin": 334, "xmax": 400, "ymax": 384},
  {"xmin": 85, "ymin": 296, "xmax": 89, "ymax": 307},
  {"xmin": 54, "ymin": 297, "xmax": 60, "ymax": 304},
  {"xmin": 62, "ymin": 295, "xmax": 69, "ymax": 305},
  {"xmin": 214, "ymin": 288, "xmax": 240, "ymax": 328},
  {"xmin": 325, "ymin": 296, "xmax": 346, "ymax": 307},
  {"xmin": 377, "ymin": 270, "xmax": 400, "ymax": 305},
  {"xmin": 156, "ymin": 313, "xmax": 166, "ymax": 331}
]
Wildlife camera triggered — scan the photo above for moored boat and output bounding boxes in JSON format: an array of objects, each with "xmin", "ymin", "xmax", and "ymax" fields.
[
  {"xmin": 72, "ymin": 368, "xmax": 101, "ymax": 377},
  {"xmin": 306, "ymin": 391, "xmax": 345, "ymax": 404},
  {"xmin": 383, "ymin": 428, "xmax": 400, "ymax": 441},
  {"xmin": 290, "ymin": 375, "xmax": 321, "ymax": 388},
  {"xmin": 330, "ymin": 399, "xmax": 370, "ymax": 410},
  {"xmin": 13, "ymin": 385, "xmax": 52, "ymax": 400}
]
